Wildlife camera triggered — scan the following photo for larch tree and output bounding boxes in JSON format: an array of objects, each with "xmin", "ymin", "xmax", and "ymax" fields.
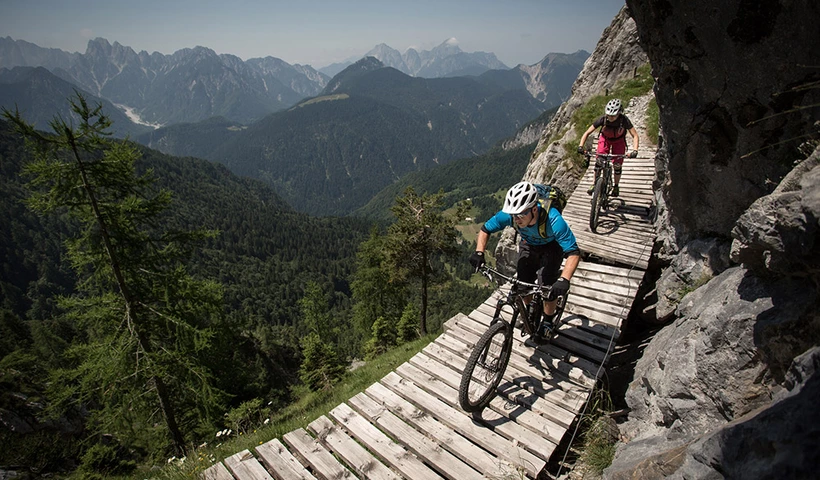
[{"xmin": 3, "ymin": 94, "xmax": 226, "ymax": 457}]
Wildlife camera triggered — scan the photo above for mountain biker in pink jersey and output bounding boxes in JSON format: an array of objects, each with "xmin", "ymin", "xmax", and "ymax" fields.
[{"xmin": 578, "ymin": 99, "xmax": 639, "ymax": 197}]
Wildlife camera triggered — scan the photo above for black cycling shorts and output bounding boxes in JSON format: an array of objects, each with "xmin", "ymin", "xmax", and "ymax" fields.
[{"xmin": 516, "ymin": 241, "xmax": 563, "ymax": 287}]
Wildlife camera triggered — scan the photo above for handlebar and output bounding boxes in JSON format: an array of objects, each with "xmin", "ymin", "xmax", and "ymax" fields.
[
  {"xmin": 580, "ymin": 149, "xmax": 640, "ymax": 159},
  {"xmin": 478, "ymin": 265, "xmax": 552, "ymax": 296}
]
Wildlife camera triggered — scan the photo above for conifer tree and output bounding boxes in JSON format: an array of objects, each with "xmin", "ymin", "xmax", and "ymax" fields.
[
  {"xmin": 362, "ymin": 316, "xmax": 395, "ymax": 360},
  {"xmin": 396, "ymin": 303, "xmax": 420, "ymax": 343},
  {"xmin": 386, "ymin": 187, "xmax": 464, "ymax": 334},
  {"xmin": 298, "ymin": 281, "xmax": 345, "ymax": 391},
  {"xmin": 3, "ymin": 94, "xmax": 226, "ymax": 457},
  {"xmin": 351, "ymin": 227, "xmax": 407, "ymax": 351}
]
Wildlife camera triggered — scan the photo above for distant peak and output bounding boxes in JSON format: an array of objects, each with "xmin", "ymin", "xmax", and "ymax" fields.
[{"xmin": 445, "ymin": 37, "xmax": 458, "ymax": 45}]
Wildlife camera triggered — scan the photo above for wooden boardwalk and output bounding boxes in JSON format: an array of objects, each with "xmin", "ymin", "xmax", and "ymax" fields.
[
  {"xmin": 565, "ymin": 149, "xmax": 657, "ymax": 270},
  {"xmin": 204, "ymin": 151, "xmax": 657, "ymax": 479}
]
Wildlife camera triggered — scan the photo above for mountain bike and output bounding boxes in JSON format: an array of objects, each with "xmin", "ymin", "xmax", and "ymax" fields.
[
  {"xmin": 583, "ymin": 149, "xmax": 622, "ymax": 234},
  {"xmin": 457, "ymin": 265, "xmax": 568, "ymax": 413}
]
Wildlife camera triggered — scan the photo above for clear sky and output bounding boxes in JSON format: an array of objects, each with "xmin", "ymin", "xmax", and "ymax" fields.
[{"xmin": 1, "ymin": 0, "xmax": 625, "ymax": 69}]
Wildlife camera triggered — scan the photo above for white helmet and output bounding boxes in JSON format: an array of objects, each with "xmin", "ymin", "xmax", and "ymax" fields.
[
  {"xmin": 503, "ymin": 181, "xmax": 538, "ymax": 215},
  {"xmin": 605, "ymin": 99, "xmax": 622, "ymax": 116}
]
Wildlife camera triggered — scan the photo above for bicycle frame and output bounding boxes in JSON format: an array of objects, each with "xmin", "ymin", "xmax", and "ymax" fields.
[
  {"xmin": 457, "ymin": 265, "xmax": 568, "ymax": 412},
  {"xmin": 584, "ymin": 150, "xmax": 621, "ymax": 233},
  {"xmin": 479, "ymin": 266, "xmax": 565, "ymax": 337}
]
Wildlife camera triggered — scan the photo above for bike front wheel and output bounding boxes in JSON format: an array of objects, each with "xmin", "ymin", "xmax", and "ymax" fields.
[
  {"xmin": 589, "ymin": 175, "xmax": 605, "ymax": 233},
  {"xmin": 458, "ymin": 320, "xmax": 513, "ymax": 413}
]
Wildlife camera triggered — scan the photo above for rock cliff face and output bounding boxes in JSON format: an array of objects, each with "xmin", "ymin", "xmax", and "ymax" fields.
[{"xmin": 602, "ymin": 1, "xmax": 820, "ymax": 477}]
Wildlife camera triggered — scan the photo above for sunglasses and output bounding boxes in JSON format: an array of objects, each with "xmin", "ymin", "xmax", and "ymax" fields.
[{"xmin": 512, "ymin": 210, "xmax": 532, "ymax": 219}]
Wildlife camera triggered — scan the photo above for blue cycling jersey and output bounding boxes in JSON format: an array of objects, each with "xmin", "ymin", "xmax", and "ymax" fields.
[{"xmin": 482, "ymin": 206, "xmax": 579, "ymax": 255}]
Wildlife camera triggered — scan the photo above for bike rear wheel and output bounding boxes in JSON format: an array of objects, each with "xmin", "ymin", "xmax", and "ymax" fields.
[
  {"xmin": 458, "ymin": 320, "xmax": 513, "ymax": 412},
  {"xmin": 589, "ymin": 175, "xmax": 605, "ymax": 233}
]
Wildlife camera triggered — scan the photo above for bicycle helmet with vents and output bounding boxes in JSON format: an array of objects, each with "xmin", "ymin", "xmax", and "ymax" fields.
[
  {"xmin": 605, "ymin": 99, "xmax": 622, "ymax": 116},
  {"xmin": 502, "ymin": 181, "xmax": 538, "ymax": 215}
]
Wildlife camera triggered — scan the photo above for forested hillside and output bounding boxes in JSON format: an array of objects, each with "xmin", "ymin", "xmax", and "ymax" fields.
[
  {"xmin": 354, "ymin": 141, "xmax": 536, "ymax": 223},
  {"xmin": 0, "ymin": 117, "xmax": 375, "ymax": 467},
  {"xmin": 0, "ymin": 109, "xmax": 492, "ymax": 474}
]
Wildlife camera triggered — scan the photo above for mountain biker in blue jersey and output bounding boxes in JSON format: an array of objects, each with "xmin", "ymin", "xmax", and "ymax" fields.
[{"xmin": 469, "ymin": 181, "xmax": 581, "ymax": 342}]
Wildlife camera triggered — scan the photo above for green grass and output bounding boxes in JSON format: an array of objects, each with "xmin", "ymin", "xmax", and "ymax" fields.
[
  {"xmin": 115, "ymin": 335, "xmax": 437, "ymax": 480},
  {"xmin": 577, "ymin": 388, "xmax": 618, "ymax": 475},
  {"xmin": 646, "ymin": 96, "xmax": 660, "ymax": 145}
]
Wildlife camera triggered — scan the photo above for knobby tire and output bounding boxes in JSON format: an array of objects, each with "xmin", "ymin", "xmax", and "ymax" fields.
[
  {"xmin": 589, "ymin": 175, "xmax": 605, "ymax": 233},
  {"xmin": 458, "ymin": 320, "xmax": 512, "ymax": 413}
]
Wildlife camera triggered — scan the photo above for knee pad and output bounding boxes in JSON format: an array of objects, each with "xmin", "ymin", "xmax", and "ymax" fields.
[{"xmin": 613, "ymin": 163, "xmax": 622, "ymax": 175}]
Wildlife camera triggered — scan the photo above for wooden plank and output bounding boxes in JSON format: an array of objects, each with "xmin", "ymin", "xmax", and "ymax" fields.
[
  {"xmin": 396, "ymin": 362, "xmax": 558, "ymax": 460},
  {"xmin": 577, "ymin": 261, "xmax": 647, "ymax": 279},
  {"xmin": 325, "ymin": 405, "xmax": 441, "ymax": 480},
  {"xmin": 428, "ymin": 338, "xmax": 584, "ymax": 426},
  {"xmin": 256, "ymin": 438, "xmax": 318, "ymax": 480},
  {"xmin": 308, "ymin": 415, "xmax": 399, "ymax": 480},
  {"xmin": 577, "ymin": 248, "xmax": 649, "ymax": 270},
  {"xmin": 459, "ymin": 303, "xmax": 602, "ymax": 379},
  {"xmin": 348, "ymin": 393, "xmax": 483, "ymax": 480},
  {"xmin": 283, "ymin": 428, "xmax": 357, "ymax": 479},
  {"xmin": 444, "ymin": 311, "xmax": 600, "ymax": 387},
  {"xmin": 380, "ymin": 371, "xmax": 543, "ymax": 478},
  {"xmin": 410, "ymin": 351, "xmax": 572, "ymax": 443},
  {"xmin": 203, "ymin": 462, "xmax": 235, "ymax": 480},
  {"xmin": 436, "ymin": 329, "xmax": 593, "ymax": 407},
  {"xmin": 571, "ymin": 275, "xmax": 641, "ymax": 299},
  {"xmin": 426, "ymin": 332, "xmax": 595, "ymax": 389},
  {"xmin": 471, "ymin": 302, "xmax": 617, "ymax": 353},
  {"xmin": 224, "ymin": 450, "xmax": 274, "ymax": 480},
  {"xmin": 364, "ymin": 383, "xmax": 519, "ymax": 477}
]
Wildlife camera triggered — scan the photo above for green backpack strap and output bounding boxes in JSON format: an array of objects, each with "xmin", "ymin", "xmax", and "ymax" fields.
[{"xmin": 536, "ymin": 200, "xmax": 551, "ymax": 238}]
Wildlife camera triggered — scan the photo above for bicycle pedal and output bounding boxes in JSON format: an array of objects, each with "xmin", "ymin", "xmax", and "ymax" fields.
[{"xmin": 530, "ymin": 334, "xmax": 549, "ymax": 346}]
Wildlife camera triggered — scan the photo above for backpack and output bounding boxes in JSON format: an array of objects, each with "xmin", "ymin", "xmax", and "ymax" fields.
[
  {"xmin": 519, "ymin": 184, "xmax": 567, "ymax": 238},
  {"xmin": 599, "ymin": 114, "xmax": 626, "ymax": 141}
]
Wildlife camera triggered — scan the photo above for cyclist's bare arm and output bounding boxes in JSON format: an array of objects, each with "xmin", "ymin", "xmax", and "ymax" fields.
[
  {"xmin": 560, "ymin": 253, "xmax": 581, "ymax": 282},
  {"xmin": 629, "ymin": 126, "xmax": 639, "ymax": 152},
  {"xmin": 475, "ymin": 229, "xmax": 489, "ymax": 253}
]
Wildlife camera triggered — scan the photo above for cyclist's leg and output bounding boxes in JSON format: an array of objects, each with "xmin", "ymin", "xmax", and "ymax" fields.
[
  {"xmin": 536, "ymin": 242, "xmax": 564, "ymax": 316},
  {"xmin": 589, "ymin": 137, "xmax": 608, "ymax": 194},
  {"xmin": 611, "ymin": 140, "xmax": 627, "ymax": 193},
  {"xmin": 515, "ymin": 242, "xmax": 539, "ymax": 303}
]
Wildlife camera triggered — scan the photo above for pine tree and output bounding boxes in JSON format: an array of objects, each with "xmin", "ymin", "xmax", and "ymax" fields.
[
  {"xmin": 3, "ymin": 94, "xmax": 226, "ymax": 457},
  {"xmin": 385, "ymin": 187, "xmax": 464, "ymax": 334}
]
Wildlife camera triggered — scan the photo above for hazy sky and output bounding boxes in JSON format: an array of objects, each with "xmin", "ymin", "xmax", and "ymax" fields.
[{"xmin": 2, "ymin": 0, "xmax": 625, "ymax": 68}]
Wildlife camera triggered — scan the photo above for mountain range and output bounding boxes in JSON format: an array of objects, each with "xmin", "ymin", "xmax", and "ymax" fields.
[
  {"xmin": 0, "ymin": 36, "xmax": 588, "ymax": 217},
  {"xmin": 140, "ymin": 57, "xmax": 551, "ymax": 215},
  {"xmin": 0, "ymin": 36, "xmax": 587, "ymax": 128}
]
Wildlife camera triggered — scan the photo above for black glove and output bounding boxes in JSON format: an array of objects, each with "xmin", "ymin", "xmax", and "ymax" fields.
[
  {"xmin": 469, "ymin": 251, "xmax": 485, "ymax": 270},
  {"xmin": 549, "ymin": 278, "xmax": 570, "ymax": 300},
  {"xmin": 577, "ymin": 146, "xmax": 585, "ymax": 154},
  {"xmin": 629, "ymin": 150, "xmax": 638, "ymax": 158}
]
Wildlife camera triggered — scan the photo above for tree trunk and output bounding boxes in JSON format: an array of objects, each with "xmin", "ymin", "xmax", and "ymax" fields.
[{"xmin": 420, "ymin": 252, "xmax": 428, "ymax": 335}]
